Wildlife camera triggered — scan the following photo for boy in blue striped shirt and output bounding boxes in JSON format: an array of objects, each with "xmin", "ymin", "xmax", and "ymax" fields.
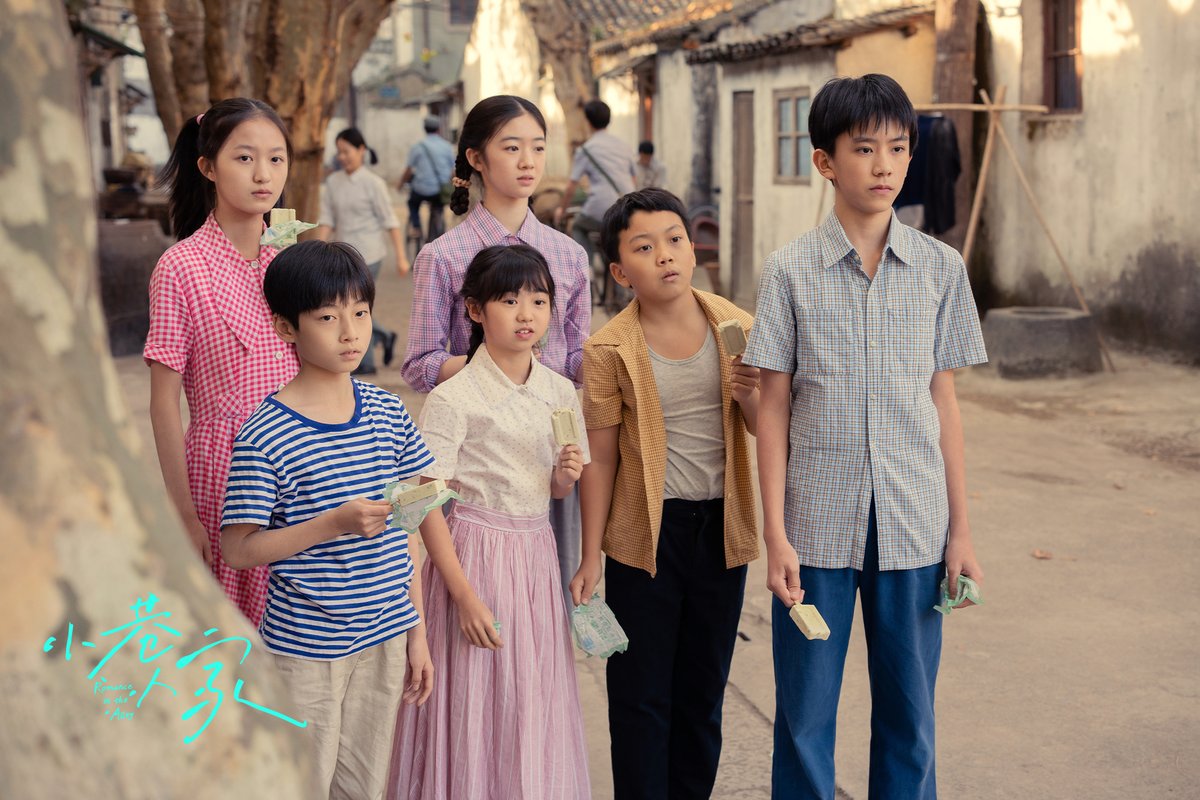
[{"xmin": 221, "ymin": 240, "xmax": 435, "ymax": 799}]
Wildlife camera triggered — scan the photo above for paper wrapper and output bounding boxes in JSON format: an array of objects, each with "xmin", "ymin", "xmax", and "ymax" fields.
[
  {"xmin": 933, "ymin": 575, "xmax": 984, "ymax": 615},
  {"xmin": 383, "ymin": 480, "xmax": 460, "ymax": 533},
  {"xmin": 260, "ymin": 219, "xmax": 317, "ymax": 249},
  {"xmin": 571, "ymin": 595, "xmax": 629, "ymax": 658}
]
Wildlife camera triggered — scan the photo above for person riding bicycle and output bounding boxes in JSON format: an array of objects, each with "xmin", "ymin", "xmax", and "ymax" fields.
[{"xmin": 400, "ymin": 116, "xmax": 456, "ymax": 242}]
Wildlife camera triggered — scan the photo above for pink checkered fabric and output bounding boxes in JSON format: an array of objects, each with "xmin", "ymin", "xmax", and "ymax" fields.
[{"xmin": 144, "ymin": 213, "xmax": 299, "ymax": 624}]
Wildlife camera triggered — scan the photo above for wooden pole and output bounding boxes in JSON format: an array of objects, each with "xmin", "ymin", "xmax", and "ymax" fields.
[
  {"xmin": 961, "ymin": 85, "xmax": 1005, "ymax": 265},
  {"xmin": 932, "ymin": 0, "xmax": 979, "ymax": 251},
  {"xmin": 980, "ymin": 90, "xmax": 1117, "ymax": 372},
  {"xmin": 914, "ymin": 102, "xmax": 1049, "ymax": 113}
]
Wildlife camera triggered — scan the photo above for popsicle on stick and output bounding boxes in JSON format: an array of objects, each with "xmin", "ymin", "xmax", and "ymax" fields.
[
  {"xmin": 551, "ymin": 408, "xmax": 580, "ymax": 446},
  {"xmin": 717, "ymin": 319, "xmax": 747, "ymax": 357},
  {"xmin": 789, "ymin": 603, "xmax": 830, "ymax": 641}
]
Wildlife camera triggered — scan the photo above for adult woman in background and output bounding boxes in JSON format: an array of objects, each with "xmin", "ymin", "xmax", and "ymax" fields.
[{"xmin": 315, "ymin": 127, "xmax": 408, "ymax": 374}]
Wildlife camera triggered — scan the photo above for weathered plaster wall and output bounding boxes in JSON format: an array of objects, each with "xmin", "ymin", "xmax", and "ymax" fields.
[
  {"xmin": 653, "ymin": 50, "xmax": 697, "ymax": 202},
  {"xmin": 983, "ymin": 0, "xmax": 1200, "ymax": 360},
  {"xmin": 461, "ymin": 0, "xmax": 571, "ymax": 176},
  {"xmin": 716, "ymin": 50, "xmax": 833, "ymax": 303},
  {"xmin": 835, "ymin": 16, "xmax": 936, "ymax": 102}
]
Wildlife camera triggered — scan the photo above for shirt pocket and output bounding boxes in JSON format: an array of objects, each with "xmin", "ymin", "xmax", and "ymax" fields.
[
  {"xmin": 886, "ymin": 307, "xmax": 936, "ymax": 374},
  {"xmin": 795, "ymin": 307, "xmax": 856, "ymax": 376}
]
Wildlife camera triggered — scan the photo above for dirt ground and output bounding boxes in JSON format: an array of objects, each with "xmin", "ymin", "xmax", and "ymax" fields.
[{"xmin": 114, "ymin": 233, "xmax": 1199, "ymax": 799}]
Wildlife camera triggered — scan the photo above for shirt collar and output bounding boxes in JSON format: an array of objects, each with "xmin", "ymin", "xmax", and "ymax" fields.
[
  {"xmin": 468, "ymin": 343, "xmax": 559, "ymax": 409},
  {"xmin": 817, "ymin": 209, "xmax": 913, "ymax": 269},
  {"xmin": 199, "ymin": 212, "xmax": 269, "ymax": 267},
  {"xmin": 466, "ymin": 203, "xmax": 545, "ymax": 250}
]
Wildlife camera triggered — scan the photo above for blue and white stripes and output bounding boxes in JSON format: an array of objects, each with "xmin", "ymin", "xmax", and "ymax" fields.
[{"xmin": 222, "ymin": 379, "xmax": 435, "ymax": 659}]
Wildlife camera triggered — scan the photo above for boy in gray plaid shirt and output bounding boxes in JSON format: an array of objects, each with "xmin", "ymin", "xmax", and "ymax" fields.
[{"xmin": 743, "ymin": 74, "xmax": 988, "ymax": 800}]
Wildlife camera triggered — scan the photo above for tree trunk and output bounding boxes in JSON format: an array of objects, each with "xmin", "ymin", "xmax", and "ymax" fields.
[
  {"xmin": 520, "ymin": 0, "xmax": 595, "ymax": 155},
  {"xmin": 932, "ymin": 0, "xmax": 979, "ymax": 252},
  {"xmin": 201, "ymin": 0, "xmax": 254, "ymax": 99},
  {"xmin": 0, "ymin": 4, "xmax": 316, "ymax": 796},
  {"xmin": 167, "ymin": 0, "xmax": 211, "ymax": 119},
  {"xmin": 132, "ymin": 0, "xmax": 183, "ymax": 144},
  {"xmin": 253, "ymin": 0, "xmax": 394, "ymax": 223}
]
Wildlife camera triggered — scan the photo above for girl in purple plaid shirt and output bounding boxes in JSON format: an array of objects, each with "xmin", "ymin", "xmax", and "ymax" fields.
[{"xmin": 401, "ymin": 94, "xmax": 593, "ymax": 630}]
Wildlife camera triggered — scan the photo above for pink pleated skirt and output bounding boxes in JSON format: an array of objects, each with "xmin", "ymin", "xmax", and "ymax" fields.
[{"xmin": 387, "ymin": 501, "xmax": 591, "ymax": 800}]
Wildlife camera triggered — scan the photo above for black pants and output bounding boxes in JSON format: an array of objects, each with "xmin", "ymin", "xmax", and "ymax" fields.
[
  {"xmin": 406, "ymin": 191, "xmax": 443, "ymax": 235},
  {"xmin": 606, "ymin": 498, "xmax": 748, "ymax": 800}
]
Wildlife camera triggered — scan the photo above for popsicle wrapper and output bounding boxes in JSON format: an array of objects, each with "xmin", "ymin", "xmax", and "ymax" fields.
[
  {"xmin": 571, "ymin": 595, "xmax": 629, "ymax": 658},
  {"xmin": 260, "ymin": 220, "xmax": 317, "ymax": 249},
  {"xmin": 383, "ymin": 480, "xmax": 460, "ymax": 533},
  {"xmin": 933, "ymin": 575, "xmax": 984, "ymax": 615}
]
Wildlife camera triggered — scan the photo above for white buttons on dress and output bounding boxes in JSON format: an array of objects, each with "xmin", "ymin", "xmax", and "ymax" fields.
[{"xmin": 275, "ymin": 351, "xmax": 283, "ymax": 360}]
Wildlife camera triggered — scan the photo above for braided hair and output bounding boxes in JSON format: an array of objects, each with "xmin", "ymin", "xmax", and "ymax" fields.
[{"xmin": 450, "ymin": 95, "xmax": 547, "ymax": 215}]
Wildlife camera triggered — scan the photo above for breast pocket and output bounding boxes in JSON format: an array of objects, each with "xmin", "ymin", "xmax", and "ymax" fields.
[
  {"xmin": 795, "ymin": 307, "xmax": 856, "ymax": 376},
  {"xmin": 887, "ymin": 309, "xmax": 936, "ymax": 374}
]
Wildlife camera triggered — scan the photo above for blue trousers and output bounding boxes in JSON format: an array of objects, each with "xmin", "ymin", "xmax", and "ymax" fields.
[
  {"xmin": 772, "ymin": 502, "xmax": 944, "ymax": 800},
  {"xmin": 606, "ymin": 498, "xmax": 748, "ymax": 800}
]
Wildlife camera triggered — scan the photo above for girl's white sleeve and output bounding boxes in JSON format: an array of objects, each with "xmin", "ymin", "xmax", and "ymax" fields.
[{"xmin": 416, "ymin": 390, "xmax": 464, "ymax": 480}]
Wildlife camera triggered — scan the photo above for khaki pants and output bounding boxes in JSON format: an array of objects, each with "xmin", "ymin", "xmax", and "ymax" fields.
[{"xmin": 273, "ymin": 635, "xmax": 408, "ymax": 800}]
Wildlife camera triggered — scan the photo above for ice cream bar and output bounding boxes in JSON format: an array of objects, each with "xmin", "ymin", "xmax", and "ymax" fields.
[
  {"xmin": 269, "ymin": 208, "xmax": 296, "ymax": 227},
  {"xmin": 788, "ymin": 603, "xmax": 830, "ymax": 641},
  {"xmin": 551, "ymin": 408, "xmax": 580, "ymax": 446},
  {"xmin": 388, "ymin": 479, "xmax": 446, "ymax": 508},
  {"xmin": 717, "ymin": 319, "xmax": 747, "ymax": 356}
]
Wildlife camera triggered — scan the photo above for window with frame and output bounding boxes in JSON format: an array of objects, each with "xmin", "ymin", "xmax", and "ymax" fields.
[
  {"xmin": 774, "ymin": 89, "xmax": 811, "ymax": 183},
  {"xmin": 1044, "ymin": 0, "xmax": 1082, "ymax": 111},
  {"xmin": 449, "ymin": 0, "xmax": 477, "ymax": 26}
]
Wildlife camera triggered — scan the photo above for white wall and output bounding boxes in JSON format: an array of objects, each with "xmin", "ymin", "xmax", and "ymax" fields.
[
  {"xmin": 653, "ymin": 50, "xmax": 696, "ymax": 202},
  {"xmin": 461, "ymin": 0, "xmax": 571, "ymax": 177},
  {"xmin": 715, "ymin": 51, "xmax": 835, "ymax": 300},
  {"xmin": 983, "ymin": 0, "xmax": 1200, "ymax": 356}
]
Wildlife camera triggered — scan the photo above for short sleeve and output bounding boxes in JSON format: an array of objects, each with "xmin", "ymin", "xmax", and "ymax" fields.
[
  {"xmin": 569, "ymin": 148, "xmax": 588, "ymax": 183},
  {"xmin": 567, "ymin": 389, "xmax": 592, "ymax": 465},
  {"xmin": 933, "ymin": 255, "xmax": 988, "ymax": 372},
  {"xmin": 391, "ymin": 399, "xmax": 436, "ymax": 479},
  {"xmin": 743, "ymin": 252, "xmax": 797, "ymax": 375},
  {"xmin": 317, "ymin": 179, "xmax": 334, "ymax": 228},
  {"xmin": 143, "ymin": 255, "xmax": 191, "ymax": 373},
  {"xmin": 372, "ymin": 176, "xmax": 401, "ymax": 230},
  {"xmin": 417, "ymin": 390, "xmax": 465, "ymax": 480},
  {"xmin": 581, "ymin": 342, "xmax": 623, "ymax": 429},
  {"xmin": 221, "ymin": 439, "xmax": 279, "ymax": 529}
]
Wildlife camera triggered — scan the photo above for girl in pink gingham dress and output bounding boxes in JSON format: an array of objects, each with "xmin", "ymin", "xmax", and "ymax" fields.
[{"xmin": 144, "ymin": 99, "xmax": 299, "ymax": 624}]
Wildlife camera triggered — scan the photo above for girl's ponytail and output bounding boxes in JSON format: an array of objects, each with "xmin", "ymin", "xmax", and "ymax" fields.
[
  {"xmin": 368, "ymin": 147, "xmax": 379, "ymax": 166},
  {"xmin": 160, "ymin": 115, "xmax": 211, "ymax": 241},
  {"xmin": 449, "ymin": 152, "xmax": 473, "ymax": 216}
]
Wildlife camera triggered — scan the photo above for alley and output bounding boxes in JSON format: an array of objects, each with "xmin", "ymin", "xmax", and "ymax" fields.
[{"xmin": 113, "ymin": 244, "xmax": 1199, "ymax": 799}]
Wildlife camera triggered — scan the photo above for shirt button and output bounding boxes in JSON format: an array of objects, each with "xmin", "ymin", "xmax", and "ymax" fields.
[
  {"xmin": 274, "ymin": 351, "xmax": 283, "ymax": 360},
  {"xmin": 277, "ymin": 384, "xmax": 285, "ymax": 392},
  {"xmin": 869, "ymin": 340, "xmax": 877, "ymax": 348}
]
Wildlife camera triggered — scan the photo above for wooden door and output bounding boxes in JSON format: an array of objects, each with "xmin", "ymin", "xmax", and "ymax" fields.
[{"xmin": 731, "ymin": 91, "xmax": 755, "ymax": 306}]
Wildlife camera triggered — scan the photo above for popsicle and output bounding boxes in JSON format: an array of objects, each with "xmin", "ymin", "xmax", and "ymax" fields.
[
  {"xmin": 717, "ymin": 319, "xmax": 747, "ymax": 356},
  {"xmin": 551, "ymin": 408, "xmax": 580, "ymax": 446},
  {"xmin": 788, "ymin": 603, "xmax": 831, "ymax": 641}
]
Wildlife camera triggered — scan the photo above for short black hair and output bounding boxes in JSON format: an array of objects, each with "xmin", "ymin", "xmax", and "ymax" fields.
[
  {"xmin": 461, "ymin": 244, "xmax": 555, "ymax": 361},
  {"xmin": 584, "ymin": 99, "xmax": 611, "ymax": 130},
  {"xmin": 638, "ymin": 140, "xmax": 654, "ymax": 155},
  {"xmin": 600, "ymin": 188, "xmax": 692, "ymax": 267},
  {"xmin": 262, "ymin": 240, "xmax": 375, "ymax": 329},
  {"xmin": 808, "ymin": 73, "xmax": 917, "ymax": 155}
]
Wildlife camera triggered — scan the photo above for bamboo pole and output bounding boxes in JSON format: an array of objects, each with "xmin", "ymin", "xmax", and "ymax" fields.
[
  {"xmin": 980, "ymin": 90, "xmax": 1117, "ymax": 373},
  {"xmin": 961, "ymin": 85, "xmax": 1005, "ymax": 264},
  {"xmin": 913, "ymin": 102, "xmax": 1049, "ymax": 113}
]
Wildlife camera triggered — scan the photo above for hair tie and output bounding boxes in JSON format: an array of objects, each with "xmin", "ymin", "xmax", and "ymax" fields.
[
  {"xmin": 196, "ymin": 113, "xmax": 204, "ymax": 125},
  {"xmin": 451, "ymin": 176, "xmax": 471, "ymax": 189}
]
